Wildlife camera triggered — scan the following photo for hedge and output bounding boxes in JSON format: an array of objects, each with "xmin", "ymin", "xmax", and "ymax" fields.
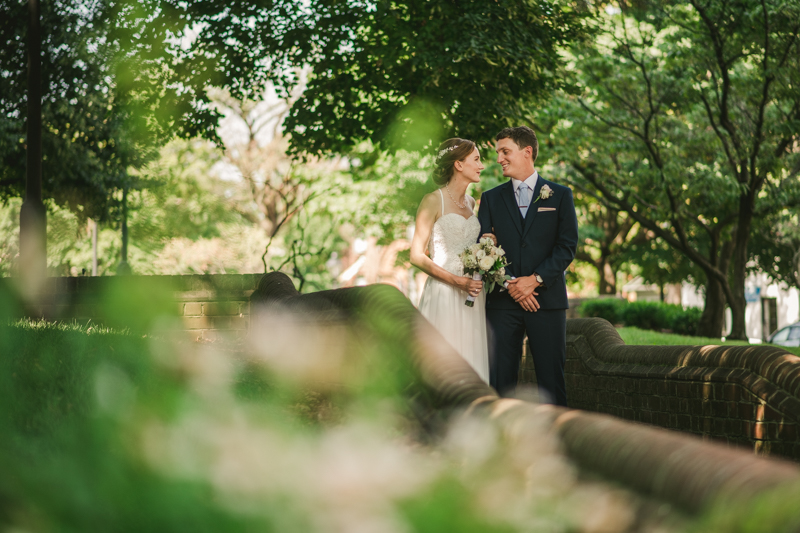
[{"xmin": 578, "ymin": 298, "xmax": 703, "ymax": 336}]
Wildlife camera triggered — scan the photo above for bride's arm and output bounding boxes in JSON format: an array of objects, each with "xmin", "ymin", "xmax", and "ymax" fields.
[{"xmin": 410, "ymin": 193, "xmax": 483, "ymax": 294}]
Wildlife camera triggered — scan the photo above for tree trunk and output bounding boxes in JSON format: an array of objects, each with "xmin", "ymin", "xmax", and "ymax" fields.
[
  {"xmin": 597, "ymin": 259, "xmax": 616, "ymax": 295},
  {"xmin": 727, "ymin": 284, "xmax": 747, "ymax": 340},
  {"xmin": 726, "ymin": 199, "xmax": 755, "ymax": 341},
  {"xmin": 19, "ymin": 0, "xmax": 47, "ymax": 303},
  {"xmin": 697, "ymin": 274, "xmax": 727, "ymax": 338}
]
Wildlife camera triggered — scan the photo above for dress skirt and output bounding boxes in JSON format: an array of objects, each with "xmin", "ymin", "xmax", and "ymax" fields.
[{"xmin": 417, "ymin": 276, "xmax": 490, "ymax": 383}]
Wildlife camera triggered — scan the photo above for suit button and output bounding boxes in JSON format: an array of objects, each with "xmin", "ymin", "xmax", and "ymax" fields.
[{"xmin": 522, "ymin": 243, "xmax": 527, "ymax": 248}]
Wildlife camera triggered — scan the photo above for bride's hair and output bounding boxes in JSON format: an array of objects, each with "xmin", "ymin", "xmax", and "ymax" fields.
[{"xmin": 432, "ymin": 138, "xmax": 476, "ymax": 186}]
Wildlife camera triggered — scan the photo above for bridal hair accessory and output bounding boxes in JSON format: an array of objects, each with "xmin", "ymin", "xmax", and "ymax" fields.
[
  {"xmin": 460, "ymin": 238, "xmax": 511, "ymax": 307},
  {"xmin": 435, "ymin": 144, "xmax": 459, "ymax": 162},
  {"xmin": 445, "ymin": 183, "xmax": 467, "ymax": 209},
  {"xmin": 535, "ymin": 184, "xmax": 554, "ymax": 202}
]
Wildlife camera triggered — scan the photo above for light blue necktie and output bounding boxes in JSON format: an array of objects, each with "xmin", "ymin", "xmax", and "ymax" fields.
[{"xmin": 518, "ymin": 183, "xmax": 531, "ymax": 218}]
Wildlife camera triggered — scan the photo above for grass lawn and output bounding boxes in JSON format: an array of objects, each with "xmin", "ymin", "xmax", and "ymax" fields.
[{"xmin": 617, "ymin": 326, "xmax": 800, "ymax": 356}]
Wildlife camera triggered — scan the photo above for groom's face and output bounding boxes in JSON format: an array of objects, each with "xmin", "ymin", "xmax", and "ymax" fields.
[{"xmin": 495, "ymin": 138, "xmax": 533, "ymax": 180}]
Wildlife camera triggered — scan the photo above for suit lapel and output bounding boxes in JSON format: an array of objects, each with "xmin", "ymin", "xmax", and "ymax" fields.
[
  {"xmin": 522, "ymin": 177, "xmax": 546, "ymax": 239},
  {"xmin": 500, "ymin": 181, "xmax": 523, "ymax": 235}
]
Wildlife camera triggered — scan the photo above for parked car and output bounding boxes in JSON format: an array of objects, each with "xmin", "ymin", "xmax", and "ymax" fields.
[{"xmin": 768, "ymin": 322, "xmax": 800, "ymax": 347}]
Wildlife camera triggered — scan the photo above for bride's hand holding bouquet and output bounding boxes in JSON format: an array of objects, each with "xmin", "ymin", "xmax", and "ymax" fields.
[{"xmin": 460, "ymin": 237, "xmax": 511, "ymax": 307}]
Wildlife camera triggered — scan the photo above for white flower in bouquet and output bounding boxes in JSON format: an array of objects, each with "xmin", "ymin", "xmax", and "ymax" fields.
[{"xmin": 459, "ymin": 241, "xmax": 511, "ymax": 306}]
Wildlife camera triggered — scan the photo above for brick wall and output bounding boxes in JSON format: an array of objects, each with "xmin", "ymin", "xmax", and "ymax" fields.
[
  {"xmin": 548, "ymin": 318, "xmax": 800, "ymax": 461},
  {"xmin": 4, "ymin": 274, "xmax": 262, "ymax": 341}
]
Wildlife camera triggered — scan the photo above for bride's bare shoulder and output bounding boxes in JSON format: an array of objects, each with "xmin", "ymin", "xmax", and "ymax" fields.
[{"xmin": 417, "ymin": 190, "xmax": 442, "ymax": 215}]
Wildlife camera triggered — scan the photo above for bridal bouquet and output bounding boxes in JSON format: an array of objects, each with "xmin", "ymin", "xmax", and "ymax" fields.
[{"xmin": 460, "ymin": 238, "xmax": 511, "ymax": 307}]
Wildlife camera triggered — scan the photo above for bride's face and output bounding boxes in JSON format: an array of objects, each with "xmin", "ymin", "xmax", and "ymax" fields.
[{"xmin": 455, "ymin": 147, "xmax": 484, "ymax": 183}]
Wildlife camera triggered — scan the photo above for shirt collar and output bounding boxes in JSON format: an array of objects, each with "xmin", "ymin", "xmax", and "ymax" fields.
[{"xmin": 512, "ymin": 171, "xmax": 538, "ymax": 192}]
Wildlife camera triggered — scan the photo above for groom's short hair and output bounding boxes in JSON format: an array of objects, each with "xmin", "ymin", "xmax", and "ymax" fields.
[{"xmin": 496, "ymin": 126, "xmax": 538, "ymax": 162}]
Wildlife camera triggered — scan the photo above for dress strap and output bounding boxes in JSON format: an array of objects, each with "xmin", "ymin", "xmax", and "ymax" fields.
[{"xmin": 439, "ymin": 188, "xmax": 444, "ymax": 216}]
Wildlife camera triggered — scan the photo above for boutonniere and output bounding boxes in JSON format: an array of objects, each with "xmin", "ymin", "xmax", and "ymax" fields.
[{"xmin": 534, "ymin": 184, "xmax": 553, "ymax": 203}]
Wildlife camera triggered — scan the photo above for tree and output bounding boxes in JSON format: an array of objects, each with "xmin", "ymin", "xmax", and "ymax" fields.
[
  {"xmin": 572, "ymin": 191, "xmax": 636, "ymax": 295},
  {"xmin": 749, "ymin": 207, "xmax": 800, "ymax": 290},
  {"xmin": 621, "ymin": 230, "xmax": 703, "ymax": 302},
  {"xmin": 0, "ymin": 0, "xmax": 308, "ymax": 222},
  {"xmin": 270, "ymin": 0, "xmax": 591, "ymax": 155},
  {"xmin": 208, "ymin": 84, "xmax": 321, "ymax": 271},
  {"xmin": 1, "ymin": 2, "xmax": 181, "ymax": 221},
  {"xmin": 3, "ymin": 0, "xmax": 591, "ymax": 216},
  {"xmin": 546, "ymin": 2, "xmax": 800, "ymax": 338}
]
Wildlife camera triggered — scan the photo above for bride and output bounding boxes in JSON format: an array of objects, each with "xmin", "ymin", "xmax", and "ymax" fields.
[{"xmin": 410, "ymin": 138, "xmax": 493, "ymax": 383}]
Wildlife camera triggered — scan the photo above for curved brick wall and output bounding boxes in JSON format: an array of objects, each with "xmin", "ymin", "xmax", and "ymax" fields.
[
  {"xmin": 563, "ymin": 318, "xmax": 800, "ymax": 460},
  {"xmin": 254, "ymin": 273, "xmax": 800, "ymax": 517}
]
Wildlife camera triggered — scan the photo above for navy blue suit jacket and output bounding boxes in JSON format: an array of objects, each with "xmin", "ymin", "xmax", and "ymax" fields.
[{"xmin": 478, "ymin": 176, "xmax": 578, "ymax": 310}]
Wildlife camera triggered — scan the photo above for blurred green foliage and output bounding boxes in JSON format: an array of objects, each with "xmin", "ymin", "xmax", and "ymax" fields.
[
  {"xmin": 693, "ymin": 483, "xmax": 800, "ymax": 533},
  {"xmin": 0, "ymin": 296, "xmax": 561, "ymax": 532},
  {"xmin": 1, "ymin": 285, "xmax": 797, "ymax": 531},
  {"xmin": 0, "ymin": 321, "xmax": 281, "ymax": 532},
  {"xmin": 4, "ymin": 313, "xmax": 793, "ymax": 532}
]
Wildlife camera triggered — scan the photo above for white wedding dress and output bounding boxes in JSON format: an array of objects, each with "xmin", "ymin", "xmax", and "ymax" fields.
[{"xmin": 417, "ymin": 190, "xmax": 490, "ymax": 383}]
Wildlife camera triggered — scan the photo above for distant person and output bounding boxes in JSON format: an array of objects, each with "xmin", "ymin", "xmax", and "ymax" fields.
[
  {"xmin": 477, "ymin": 126, "xmax": 578, "ymax": 404},
  {"xmin": 410, "ymin": 138, "xmax": 496, "ymax": 382}
]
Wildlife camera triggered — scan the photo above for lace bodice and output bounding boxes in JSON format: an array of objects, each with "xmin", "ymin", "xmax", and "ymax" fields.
[{"xmin": 429, "ymin": 213, "xmax": 481, "ymax": 276}]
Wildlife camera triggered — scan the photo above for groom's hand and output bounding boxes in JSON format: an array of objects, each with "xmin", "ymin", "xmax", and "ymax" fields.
[
  {"xmin": 518, "ymin": 294, "xmax": 540, "ymax": 313},
  {"xmin": 507, "ymin": 276, "xmax": 541, "ymax": 312},
  {"xmin": 507, "ymin": 275, "xmax": 540, "ymax": 300}
]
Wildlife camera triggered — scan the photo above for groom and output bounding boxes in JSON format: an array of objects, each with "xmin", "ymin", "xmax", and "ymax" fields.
[{"xmin": 478, "ymin": 126, "xmax": 578, "ymax": 405}]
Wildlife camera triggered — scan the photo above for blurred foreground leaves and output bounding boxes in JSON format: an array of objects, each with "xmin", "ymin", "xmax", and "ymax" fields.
[{"xmin": 1, "ymin": 280, "xmax": 797, "ymax": 532}]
